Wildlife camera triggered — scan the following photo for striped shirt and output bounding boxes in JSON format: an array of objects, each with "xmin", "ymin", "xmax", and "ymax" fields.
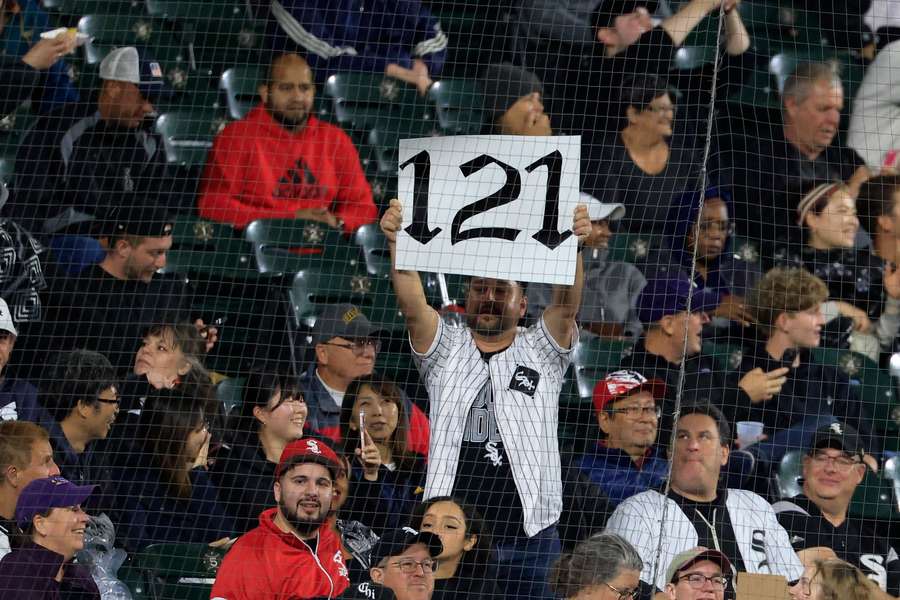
[
  {"xmin": 413, "ymin": 316, "xmax": 572, "ymax": 537},
  {"xmin": 606, "ymin": 489, "xmax": 805, "ymax": 590}
]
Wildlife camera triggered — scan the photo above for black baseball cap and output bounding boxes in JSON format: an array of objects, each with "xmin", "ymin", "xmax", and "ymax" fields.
[
  {"xmin": 370, "ymin": 527, "xmax": 443, "ymax": 567},
  {"xmin": 809, "ymin": 422, "xmax": 865, "ymax": 459},
  {"xmin": 110, "ymin": 203, "xmax": 174, "ymax": 238}
]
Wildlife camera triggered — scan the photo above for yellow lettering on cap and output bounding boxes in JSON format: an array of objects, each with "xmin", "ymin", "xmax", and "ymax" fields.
[{"xmin": 342, "ymin": 307, "xmax": 360, "ymax": 324}]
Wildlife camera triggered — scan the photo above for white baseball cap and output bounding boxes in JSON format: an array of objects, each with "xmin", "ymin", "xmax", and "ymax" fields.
[
  {"xmin": 0, "ymin": 298, "xmax": 18, "ymax": 337},
  {"xmin": 99, "ymin": 46, "xmax": 168, "ymax": 98},
  {"xmin": 581, "ymin": 192, "xmax": 625, "ymax": 222}
]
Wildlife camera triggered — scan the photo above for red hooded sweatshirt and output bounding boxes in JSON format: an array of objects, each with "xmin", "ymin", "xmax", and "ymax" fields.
[
  {"xmin": 199, "ymin": 105, "xmax": 376, "ymax": 232},
  {"xmin": 210, "ymin": 507, "xmax": 350, "ymax": 600}
]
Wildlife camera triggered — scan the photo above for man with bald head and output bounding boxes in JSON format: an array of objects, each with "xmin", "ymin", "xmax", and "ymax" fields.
[{"xmin": 199, "ymin": 53, "xmax": 377, "ymax": 231}]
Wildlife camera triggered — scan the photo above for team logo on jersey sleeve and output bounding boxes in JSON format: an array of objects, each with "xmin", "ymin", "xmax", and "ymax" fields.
[{"xmin": 509, "ymin": 366, "xmax": 539, "ymax": 396}]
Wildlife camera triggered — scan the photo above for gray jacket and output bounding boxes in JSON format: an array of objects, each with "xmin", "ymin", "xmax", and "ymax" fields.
[{"xmin": 527, "ymin": 248, "xmax": 646, "ymax": 339}]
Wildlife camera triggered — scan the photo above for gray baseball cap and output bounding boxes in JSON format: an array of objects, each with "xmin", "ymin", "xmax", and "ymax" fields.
[{"xmin": 313, "ymin": 304, "xmax": 377, "ymax": 345}]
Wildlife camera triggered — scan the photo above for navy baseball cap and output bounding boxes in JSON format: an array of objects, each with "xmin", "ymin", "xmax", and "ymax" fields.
[
  {"xmin": 100, "ymin": 46, "xmax": 173, "ymax": 100},
  {"xmin": 637, "ymin": 276, "xmax": 720, "ymax": 324},
  {"xmin": 370, "ymin": 527, "xmax": 443, "ymax": 566},
  {"xmin": 15, "ymin": 476, "xmax": 96, "ymax": 527}
]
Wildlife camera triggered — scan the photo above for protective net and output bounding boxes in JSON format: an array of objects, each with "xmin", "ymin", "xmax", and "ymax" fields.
[{"xmin": 0, "ymin": 1, "xmax": 898, "ymax": 600}]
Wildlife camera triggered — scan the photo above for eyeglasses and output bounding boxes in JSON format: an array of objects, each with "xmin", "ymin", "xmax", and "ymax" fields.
[
  {"xmin": 608, "ymin": 405, "xmax": 661, "ymax": 419},
  {"xmin": 809, "ymin": 451, "xmax": 861, "ymax": 472},
  {"xmin": 697, "ymin": 219, "xmax": 734, "ymax": 235},
  {"xmin": 644, "ymin": 104, "xmax": 676, "ymax": 115},
  {"xmin": 95, "ymin": 396, "xmax": 120, "ymax": 405},
  {"xmin": 324, "ymin": 339, "xmax": 381, "ymax": 356},
  {"xmin": 604, "ymin": 582, "xmax": 639, "ymax": 600},
  {"xmin": 676, "ymin": 574, "xmax": 728, "ymax": 590},
  {"xmin": 389, "ymin": 558, "xmax": 438, "ymax": 574}
]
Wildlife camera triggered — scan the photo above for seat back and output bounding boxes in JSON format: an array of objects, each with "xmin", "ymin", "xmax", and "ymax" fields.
[{"xmin": 244, "ymin": 219, "xmax": 362, "ymax": 275}]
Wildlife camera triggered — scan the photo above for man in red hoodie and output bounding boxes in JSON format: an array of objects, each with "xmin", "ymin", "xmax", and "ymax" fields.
[
  {"xmin": 211, "ymin": 438, "xmax": 351, "ymax": 600},
  {"xmin": 199, "ymin": 53, "xmax": 376, "ymax": 232}
]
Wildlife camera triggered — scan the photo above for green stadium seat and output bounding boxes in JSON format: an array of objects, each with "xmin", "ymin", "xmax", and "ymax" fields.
[
  {"xmin": 570, "ymin": 337, "xmax": 633, "ymax": 400},
  {"xmin": 323, "ymin": 72, "xmax": 427, "ymax": 137},
  {"xmin": 775, "ymin": 450, "xmax": 803, "ymax": 498},
  {"xmin": 155, "ymin": 111, "xmax": 226, "ymax": 167},
  {"xmin": 244, "ymin": 218, "xmax": 363, "ymax": 275},
  {"xmin": 353, "ymin": 223, "xmax": 391, "ymax": 278},
  {"xmin": 810, "ymin": 347, "xmax": 897, "ymax": 432},
  {"xmin": 216, "ymin": 377, "xmax": 245, "ymax": 414},
  {"xmin": 849, "ymin": 469, "xmax": 896, "ymax": 520},
  {"xmin": 219, "ymin": 66, "xmax": 264, "ymax": 120},
  {"xmin": 290, "ymin": 267, "xmax": 405, "ymax": 331},
  {"xmin": 672, "ymin": 45, "xmax": 717, "ymax": 71},
  {"xmin": 425, "ymin": 79, "xmax": 484, "ymax": 135},
  {"xmin": 129, "ymin": 543, "xmax": 226, "ymax": 600},
  {"xmin": 607, "ymin": 232, "xmax": 657, "ymax": 264},
  {"xmin": 884, "ymin": 455, "xmax": 900, "ymax": 512},
  {"xmin": 0, "ymin": 156, "xmax": 13, "ymax": 185},
  {"xmin": 77, "ymin": 13, "xmax": 170, "ymax": 65},
  {"xmin": 171, "ymin": 215, "xmax": 239, "ymax": 248}
]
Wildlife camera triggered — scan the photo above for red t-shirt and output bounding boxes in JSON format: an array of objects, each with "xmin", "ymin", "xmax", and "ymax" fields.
[{"xmin": 199, "ymin": 106, "xmax": 376, "ymax": 232}]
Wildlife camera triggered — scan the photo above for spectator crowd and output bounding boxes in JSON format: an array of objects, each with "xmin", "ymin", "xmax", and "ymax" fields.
[{"xmin": 3, "ymin": 0, "xmax": 900, "ymax": 599}]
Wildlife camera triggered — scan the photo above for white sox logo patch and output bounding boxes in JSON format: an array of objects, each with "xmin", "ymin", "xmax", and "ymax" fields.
[{"xmin": 509, "ymin": 366, "xmax": 539, "ymax": 396}]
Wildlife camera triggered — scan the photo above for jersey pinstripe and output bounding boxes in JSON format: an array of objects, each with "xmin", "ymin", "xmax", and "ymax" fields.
[
  {"xmin": 412, "ymin": 316, "xmax": 572, "ymax": 537},
  {"xmin": 606, "ymin": 489, "xmax": 805, "ymax": 590}
]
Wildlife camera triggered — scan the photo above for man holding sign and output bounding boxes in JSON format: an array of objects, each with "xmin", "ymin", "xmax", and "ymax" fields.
[{"xmin": 380, "ymin": 195, "xmax": 590, "ymax": 600}]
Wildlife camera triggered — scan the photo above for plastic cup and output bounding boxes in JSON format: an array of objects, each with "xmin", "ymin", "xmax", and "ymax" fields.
[{"xmin": 736, "ymin": 421, "xmax": 765, "ymax": 447}]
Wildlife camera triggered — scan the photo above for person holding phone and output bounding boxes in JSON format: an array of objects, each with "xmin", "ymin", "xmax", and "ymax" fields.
[
  {"xmin": 723, "ymin": 267, "xmax": 879, "ymax": 485},
  {"xmin": 337, "ymin": 374, "xmax": 426, "ymax": 535}
]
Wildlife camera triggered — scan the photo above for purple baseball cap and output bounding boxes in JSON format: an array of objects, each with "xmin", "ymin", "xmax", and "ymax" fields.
[
  {"xmin": 15, "ymin": 476, "xmax": 96, "ymax": 527},
  {"xmin": 637, "ymin": 275, "xmax": 720, "ymax": 324}
]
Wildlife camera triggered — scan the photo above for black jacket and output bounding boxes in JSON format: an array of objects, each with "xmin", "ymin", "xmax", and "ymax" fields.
[
  {"xmin": 209, "ymin": 438, "xmax": 278, "ymax": 535},
  {"xmin": 724, "ymin": 341, "xmax": 877, "ymax": 454}
]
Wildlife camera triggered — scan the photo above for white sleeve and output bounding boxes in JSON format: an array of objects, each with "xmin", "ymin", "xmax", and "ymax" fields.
[
  {"xmin": 765, "ymin": 505, "xmax": 805, "ymax": 582},
  {"xmin": 411, "ymin": 318, "xmax": 459, "ymax": 387},
  {"xmin": 605, "ymin": 499, "xmax": 661, "ymax": 587}
]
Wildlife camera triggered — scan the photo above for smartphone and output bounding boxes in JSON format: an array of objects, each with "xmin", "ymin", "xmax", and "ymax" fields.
[{"xmin": 359, "ymin": 411, "xmax": 366, "ymax": 444}]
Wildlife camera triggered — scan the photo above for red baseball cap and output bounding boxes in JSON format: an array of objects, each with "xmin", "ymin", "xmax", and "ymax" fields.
[
  {"xmin": 275, "ymin": 438, "xmax": 340, "ymax": 480},
  {"xmin": 592, "ymin": 369, "xmax": 666, "ymax": 415}
]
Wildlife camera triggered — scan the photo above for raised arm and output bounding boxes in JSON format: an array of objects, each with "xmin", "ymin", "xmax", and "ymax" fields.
[
  {"xmin": 542, "ymin": 204, "xmax": 590, "ymax": 348},
  {"xmin": 381, "ymin": 198, "xmax": 440, "ymax": 353},
  {"xmin": 723, "ymin": 0, "xmax": 751, "ymax": 55},
  {"xmin": 660, "ymin": 0, "xmax": 721, "ymax": 48}
]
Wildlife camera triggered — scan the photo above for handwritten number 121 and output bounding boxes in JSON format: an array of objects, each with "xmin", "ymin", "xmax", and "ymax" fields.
[{"xmin": 399, "ymin": 149, "xmax": 573, "ymax": 250}]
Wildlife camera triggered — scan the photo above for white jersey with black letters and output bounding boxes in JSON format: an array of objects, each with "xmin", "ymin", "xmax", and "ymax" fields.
[
  {"xmin": 606, "ymin": 488, "xmax": 805, "ymax": 590},
  {"xmin": 412, "ymin": 316, "xmax": 572, "ymax": 537}
]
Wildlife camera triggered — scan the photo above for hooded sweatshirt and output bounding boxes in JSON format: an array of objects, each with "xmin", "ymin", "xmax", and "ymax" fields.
[
  {"xmin": 199, "ymin": 106, "xmax": 376, "ymax": 232},
  {"xmin": 211, "ymin": 507, "xmax": 350, "ymax": 600}
]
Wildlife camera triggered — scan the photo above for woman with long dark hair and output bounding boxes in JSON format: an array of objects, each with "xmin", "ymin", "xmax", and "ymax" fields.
[
  {"xmin": 410, "ymin": 496, "xmax": 498, "ymax": 600},
  {"xmin": 107, "ymin": 388, "xmax": 233, "ymax": 551},
  {"xmin": 337, "ymin": 373, "xmax": 426, "ymax": 534},
  {"xmin": 211, "ymin": 367, "xmax": 307, "ymax": 533}
]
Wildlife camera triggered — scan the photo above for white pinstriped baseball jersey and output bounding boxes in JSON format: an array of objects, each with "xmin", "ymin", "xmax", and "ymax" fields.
[
  {"xmin": 412, "ymin": 316, "xmax": 572, "ymax": 537},
  {"xmin": 606, "ymin": 489, "xmax": 805, "ymax": 590}
]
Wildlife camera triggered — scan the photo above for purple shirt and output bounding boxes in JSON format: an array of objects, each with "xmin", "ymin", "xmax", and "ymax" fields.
[{"xmin": 0, "ymin": 542, "xmax": 99, "ymax": 599}]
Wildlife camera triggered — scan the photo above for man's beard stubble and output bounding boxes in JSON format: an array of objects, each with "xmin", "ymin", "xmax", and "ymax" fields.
[{"xmin": 279, "ymin": 496, "xmax": 328, "ymax": 537}]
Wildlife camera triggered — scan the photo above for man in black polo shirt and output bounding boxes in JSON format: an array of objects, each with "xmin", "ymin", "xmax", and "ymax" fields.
[
  {"xmin": 774, "ymin": 423, "xmax": 900, "ymax": 596},
  {"xmin": 16, "ymin": 205, "xmax": 215, "ymax": 378}
]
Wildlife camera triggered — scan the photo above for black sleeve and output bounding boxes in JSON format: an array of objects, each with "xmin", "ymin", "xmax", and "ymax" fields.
[
  {"xmin": 774, "ymin": 510, "xmax": 807, "ymax": 552},
  {"xmin": 0, "ymin": 57, "xmax": 41, "ymax": 115},
  {"xmin": 558, "ymin": 455, "xmax": 611, "ymax": 552}
]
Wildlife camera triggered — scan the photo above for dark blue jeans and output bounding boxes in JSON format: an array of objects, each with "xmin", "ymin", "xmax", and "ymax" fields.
[{"xmin": 493, "ymin": 525, "xmax": 561, "ymax": 600}]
